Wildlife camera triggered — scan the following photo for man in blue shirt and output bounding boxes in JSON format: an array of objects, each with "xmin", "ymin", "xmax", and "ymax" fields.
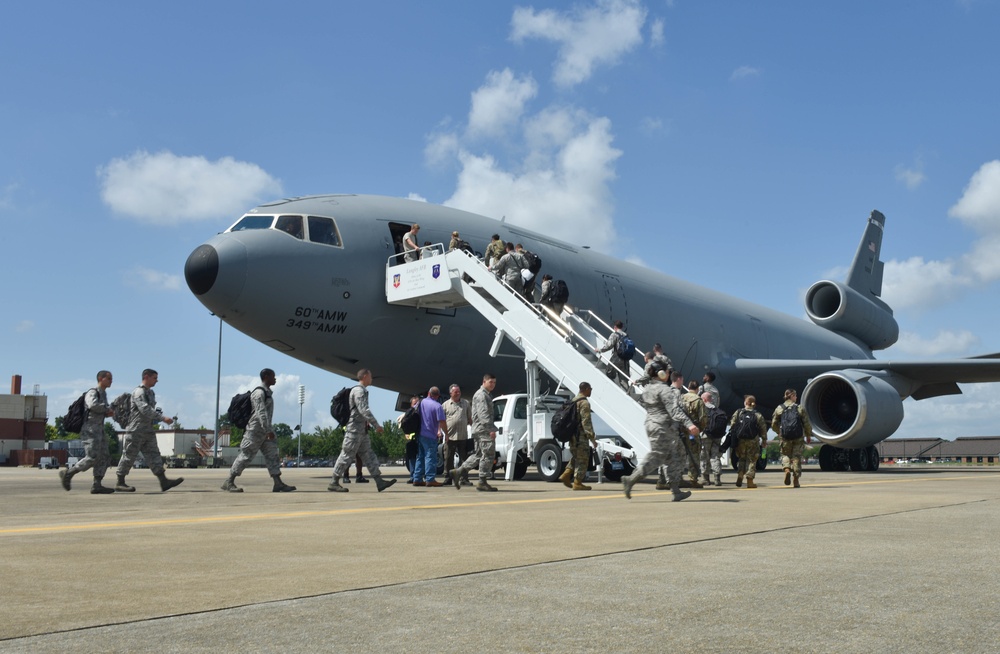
[{"xmin": 415, "ymin": 387, "xmax": 447, "ymax": 487}]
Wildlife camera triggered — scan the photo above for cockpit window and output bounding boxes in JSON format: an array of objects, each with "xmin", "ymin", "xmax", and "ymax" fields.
[
  {"xmin": 275, "ymin": 215, "xmax": 304, "ymax": 240},
  {"xmin": 307, "ymin": 216, "xmax": 342, "ymax": 247},
  {"xmin": 230, "ymin": 215, "xmax": 275, "ymax": 231}
]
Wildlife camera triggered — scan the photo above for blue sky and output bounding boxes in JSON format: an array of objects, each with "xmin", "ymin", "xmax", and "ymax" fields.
[{"xmin": 2, "ymin": 0, "xmax": 999, "ymax": 439}]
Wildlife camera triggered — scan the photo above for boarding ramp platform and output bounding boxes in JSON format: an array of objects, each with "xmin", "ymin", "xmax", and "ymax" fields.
[{"xmin": 386, "ymin": 246, "xmax": 653, "ymax": 461}]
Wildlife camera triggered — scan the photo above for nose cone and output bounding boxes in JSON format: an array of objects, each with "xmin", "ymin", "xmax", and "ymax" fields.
[
  {"xmin": 185, "ymin": 244, "xmax": 219, "ymax": 296},
  {"xmin": 184, "ymin": 237, "xmax": 248, "ymax": 314}
]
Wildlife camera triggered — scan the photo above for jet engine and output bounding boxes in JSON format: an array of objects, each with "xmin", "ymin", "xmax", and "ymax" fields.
[
  {"xmin": 800, "ymin": 370, "xmax": 904, "ymax": 450},
  {"xmin": 804, "ymin": 280, "xmax": 898, "ymax": 351}
]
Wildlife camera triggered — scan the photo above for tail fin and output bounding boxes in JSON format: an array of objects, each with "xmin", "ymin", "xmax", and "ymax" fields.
[{"xmin": 845, "ymin": 210, "xmax": 891, "ymax": 313}]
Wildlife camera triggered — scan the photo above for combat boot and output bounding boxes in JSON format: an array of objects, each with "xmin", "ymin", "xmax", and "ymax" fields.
[
  {"xmin": 572, "ymin": 480, "xmax": 592, "ymax": 491},
  {"xmin": 451, "ymin": 469, "xmax": 462, "ymax": 489},
  {"xmin": 90, "ymin": 479, "xmax": 115, "ymax": 495},
  {"xmin": 714, "ymin": 473, "xmax": 721, "ymax": 487},
  {"xmin": 655, "ymin": 480, "xmax": 669, "ymax": 490},
  {"xmin": 221, "ymin": 476, "xmax": 243, "ymax": 492},
  {"xmin": 735, "ymin": 473, "xmax": 744, "ymax": 488},
  {"xmin": 559, "ymin": 466, "xmax": 573, "ymax": 488},
  {"xmin": 703, "ymin": 475, "xmax": 712, "ymax": 487},
  {"xmin": 476, "ymin": 480, "xmax": 498, "ymax": 492},
  {"xmin": 672, "ymin": 490, "xmax": 692, "ymax": 502},
  {"xmin": 622, "ymin": 474, "xmax": 637, "ymax": 500},
  {"xmin": 327, "ymin": 479, "xmax": 349, "ymax": 492},
  {"xmin": 783, "ymin": 468, "xmax": 791, "ymax": 486},
  {"xmin": 793, "ymin": 475, "xmax": 801, "ymax": 488},
  {"xmin": 272, "ymin": 475, "xmax": 296, "ymax": 492},
  {"xmin": 375, "ymin": 476, "xmax": 397, "ymax": 492},
  {"xmin": 746, "ymin": 477, "xmax": 757, "ymax": 489},
  {"xmin": 688, "ymin": 478, "xmax": 703, "ymax": 489},
  {"xmin": 59, "ymin": 468, "xmax": 75, "ymax": 491},
  {"xmin": 156, "ymin": 472, "xmax": 184, "ymax": 492},
  {"xmin": 115, "ymin": 475, "xmax": 135, "ymax": 492}
]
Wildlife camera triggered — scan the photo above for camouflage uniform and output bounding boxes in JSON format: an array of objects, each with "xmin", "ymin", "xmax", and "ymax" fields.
[
  {"xmin": 491, "ymin": 251, "xmax": 526, "ymax": 288},
  {"xmin": 484, "ymin": 239, "xmax": 506, "ymax": 267},
  {"xmin": 772, "ymin": 401, "xmax": 813, "ymax": 480},
  {"xmin": 568, "ymin": 393, "xmax": 595, "ymax": 483},
  {"xmin": 634, "ymin": 353, "xmax": 673, "ymax": 386},
  {"xmin": 699, "ymin": 381, "xmax": 721, "ymax": 408},
  {"xmin": 700, "ymin": 402, "xmax": 724, "ymax": 483},
  {"xmin": 730, "ymin": 408, "xmax": 768, "ymax": 481},
  {"xmin": 681, "ymin": 390, "xmax": 706, "ymax": 483},
  {"xmin": 117, "ymin": 385, "xmax": 167, "ymax": 477},
  {"xmin": 597, "ymin": 330, "xmax": 630, "ymax": 389},
  {"xmin": 67, "ymin": 387, "xmax": 111, "ymax": 480},
  {"xmin": 625, "ymin": 380, "xmax": 694, "ymax": 496},
  {"xmin": 455, "ymin": 384, "xmax": 495, "ymax": 481},
  {"xmin": 229, "ymin": 386, "xmax": 281, "ymax": 477},
  {"xmin": 331, "ymin": 385, "xmax": 386, "ymax": 482}
]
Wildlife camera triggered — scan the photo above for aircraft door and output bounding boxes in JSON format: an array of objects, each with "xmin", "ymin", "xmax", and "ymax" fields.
[
  {"xmin": 386, "ymin": 222, "xmax": 411, "ymax": 263},
  {"xmin": 600, "ymin": 274, "xmax": 629, "ymax": 327}
]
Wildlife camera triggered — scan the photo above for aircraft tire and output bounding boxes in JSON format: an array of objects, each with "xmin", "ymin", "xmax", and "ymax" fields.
[
  {"xmin": 536, "ymin": 443, "xmax": 563, "ymax": 482},
  {"xmin": 818, "ymin": 445, "xmax": 833, "ymax": 471},
  {"xmin": 867, "ymin": 446, "xmax": 881, "ymax": 471},
  {"xmin": 849, "ymin": 447, "xmax": 870, "ymax": 472}
]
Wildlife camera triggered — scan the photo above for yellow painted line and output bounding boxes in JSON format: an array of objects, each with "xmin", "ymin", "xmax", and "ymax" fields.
[{"xmin": 0, "ymin": 474, "xmax": 992, "ymax": 536}]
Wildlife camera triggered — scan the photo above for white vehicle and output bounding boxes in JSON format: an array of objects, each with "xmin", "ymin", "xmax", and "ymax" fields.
[
  {"xmin": 492, "ymin": 393, "xmax": 637, "ymax": 482},
  {"xmin": 37, "ymin": 456, "xmax": 59, "ymax": 469}
]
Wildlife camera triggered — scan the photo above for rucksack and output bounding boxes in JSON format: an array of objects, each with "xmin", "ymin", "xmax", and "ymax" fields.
[
  {"xmin": 110, "ymin": 392, "xmax": 134, "ymax": 429},
  {"xmin": 400, "ymin": 404, "xmax": 421, "ymax": 434},
  {"xmin": 780, "ymin": 403, "xmax": 804, "ymax": 440},
  {"xmin": 732, "ymin": 409, "xmax": 760, "ymax": 440},
  {"xmin": 63, "ymin": 391, "xmax": 90, "ymax": 434},
  {"xmin": 522, "ymin": 250, "xmax": 542, "ymax": 274},
  {"xmin": 227, "ymin": 389, "xmax": 256, "ymax": 430},
  {"xmin": 705, "ymin": 406, "xmax": 728, "ymax": 438},
  {"xmin": 614, "ymin": 334, "xmax": 636, "ymax": 361},
  {"xmin": 330, "ymin": 387, "xmax": 352, "ymax": 426},
  {"xmin": 547, "ymin": 279, "xmax": 569, "ymax": 303},
  {"xmin": 550, "ymin": 398, "xmax": 582, "ymax": 444}
]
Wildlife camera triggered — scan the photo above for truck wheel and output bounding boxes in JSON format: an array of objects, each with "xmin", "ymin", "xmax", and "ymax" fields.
[
  {"xmin": 536, "ymin": 443, "xmax": 563, "ymax": 482},
  {"xmin": 513, "ymin": 451, "xmax": 529, "ymax": 480},
  {"xmin": 602, "ymin": 460, "xmax": 624, "ymax": 482}
]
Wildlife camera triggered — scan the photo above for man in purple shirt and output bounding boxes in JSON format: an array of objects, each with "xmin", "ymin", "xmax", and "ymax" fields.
[{"xmin": 414, "ymin": 387, "xmax": 447, "ymax": 487}]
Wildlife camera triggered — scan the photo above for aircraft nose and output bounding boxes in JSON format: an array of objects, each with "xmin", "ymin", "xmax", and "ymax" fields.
[
  {"xmin": 184, "ymin": 237, "xmax": 248, "ymax": 314},
  {"xmin": 185, "ymin": 244, "xmax": 218, "ymax": 296}
]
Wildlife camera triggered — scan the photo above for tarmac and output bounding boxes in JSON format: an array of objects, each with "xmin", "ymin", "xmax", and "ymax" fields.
[{"xmin": 0, "ymin": 464, "xmax": 998, "ymax": 653}]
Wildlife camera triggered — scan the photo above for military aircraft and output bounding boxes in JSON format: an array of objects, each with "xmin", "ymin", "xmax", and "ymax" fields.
[{"xmin": 184, "ymin": 194, "xmax": 1000, "ymax": 471}]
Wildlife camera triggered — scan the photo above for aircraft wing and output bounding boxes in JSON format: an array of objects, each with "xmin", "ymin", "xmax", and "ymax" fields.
[{"xmin": 729, "ymin": 356, "xmax": 1000, "ymax": 400}]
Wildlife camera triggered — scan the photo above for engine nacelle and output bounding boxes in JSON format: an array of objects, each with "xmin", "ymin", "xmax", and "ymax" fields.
[
  {"xmin": 801, "ymin": 370, "xmax": 904, "ymax": 449},
  {"xmin": 805, "ymin": 280, "xmax": 899, "ymax": 350}
]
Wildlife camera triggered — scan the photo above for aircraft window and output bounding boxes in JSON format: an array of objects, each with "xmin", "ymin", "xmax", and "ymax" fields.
[
  {"xmin": 230, "ymin": 215, "xmax": 275, "ymax": 231},
  {"xmin": 307, "ymin": 216, "xmax": 342, "ymax": 247},
  {"xmin": 514, "ymin": 398, "xmax": 527, "ymax": 420},
  {"xmin": 275, "ymin": 215, "xmax": 304, "ymax": 240}
]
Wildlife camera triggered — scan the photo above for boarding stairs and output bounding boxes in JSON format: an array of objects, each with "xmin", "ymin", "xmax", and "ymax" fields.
[{"xmin": 385, "ymin": 246, "xmax": 654, "ymax": 469}]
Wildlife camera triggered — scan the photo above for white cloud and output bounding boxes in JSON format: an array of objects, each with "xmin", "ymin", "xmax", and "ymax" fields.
[
  {"xmin": 893, "ymin": 329, "xmax": 980, "ymax": 357},
  {"xmin": 15, "ymin": 320, "xmax": 34, "ymax": 333},
  {"xmin": 962, "ymin": 233, "xmax": 1000, "ymax": 283},
  {"xmin": 98, "ymin": 150, "xmax": 283, "ymax": 225},
  {"xmin": 124, "ymin": 266, "xmax": 182, "ymax": 292},
  {"xmin": 949, "ymin": 159, "xmax": 1000, "ymax": 233},
  {"xmin": 467, "ymin": 68, "xmax": 538, "ymax": 139},
  {"xmin": 424, "ymin": 131, "xmax": 460, "ymax": 168},
  {"xmin": 510, "ymin": 0, "xmax": 647, "ymax": 88},
  {"xmin": 639, "ymin": 116, "xmax": 665, "ymax": 135},
  {"xmin": 649, "ymin": 17, "xmax": 665, "ymax": 47},
  {"xmin": 895, "ymin": 163, "xmax": 926, "ymax": 190},
  {"xmin": 406, "ymin": 193, "xmax": 428, "ymax": 203},
  {"xmin": 730, "ymin": 65, "xmax": 761, "ymax": 80},
  {"xmin": 881, "ymin": 256, "xmax": 971, "ymax": 311}
]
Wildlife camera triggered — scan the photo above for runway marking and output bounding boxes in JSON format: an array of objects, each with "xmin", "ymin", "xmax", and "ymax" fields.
[{"xmin": 0, "ymin": 474, "xmax": 990, "ymax": 536}]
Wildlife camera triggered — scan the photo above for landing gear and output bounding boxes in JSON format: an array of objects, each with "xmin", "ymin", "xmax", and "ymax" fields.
[{"xmin": 819, "ymin": 444, "xmax": 880, "ymax": 471}]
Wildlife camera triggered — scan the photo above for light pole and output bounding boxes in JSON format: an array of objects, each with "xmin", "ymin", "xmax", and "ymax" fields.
[
  {"xmin": 297, "ymin": 384, "xmax": 305, "ymax": 467},
  {"xmin": 213, "ymin": 315, "xmax": 222, "ymax": 463}
]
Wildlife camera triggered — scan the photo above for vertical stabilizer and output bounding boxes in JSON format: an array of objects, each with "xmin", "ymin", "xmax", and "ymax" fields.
[{"xmin": 845, "ymin": 210, "xmax": 891, "ymax": 313}]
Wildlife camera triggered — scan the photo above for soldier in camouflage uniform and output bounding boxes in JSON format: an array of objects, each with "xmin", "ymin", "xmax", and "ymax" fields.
[
  {"xmin": 771, "ymin": 389, "xmax": 813, "ymax": 488},
  {"xmin": 623, "ymin": 367, "xmax": 699, "ymax": 502},
  {"xmin": 115, "ymin": 369, "xmax": 184, "ymax": 493},
  {"xmin": 491, "ymin": 242, "xmax": 527, "ymax": 290},
  {"xmin": 730, "ymin": 395, "xmax": 768, "ymax": 489},
  {"xmin": 558, "ymin": 382, "xmax": 598, "ymax": 491},
  {"xmin": 484, "ymin": 234, "xmax": 506, "ymax": 268},
  {"xmin": 328, "ymin": 369, "xmax": 396, "ymax": 493},
  {"xmin": 680, "ymin": 380, "xmax": 706, "ymax": 488},
  {"xmin": 700, "ymin": 392, "xmax": 724, "ymax": 486},
  {"xmin": 631, "ymin": 343, "xmax": 673, "ymax": 387},
  {"xmin": 452, "ymin": 374, "xmax": 499, "ymax": 492},
  {"xmin": 60, "ymin": 370, "xmax": 116, "ymax": 494},
  {"xmin": 222, "ymin": 368, "xmax": 295, "ymax": 493},
  {"xmin": 699, "ymin": 371, "xmax": 721, "ymax": 407}
]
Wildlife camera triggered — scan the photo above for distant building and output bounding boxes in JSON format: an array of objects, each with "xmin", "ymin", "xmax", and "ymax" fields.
[
  {"xmin": 876, "ymin": 436, "xmax": 999, "ymax": 465},
  {"xmin": 0, "ymin": 375, "xmax": 48, "ymax": 465}
]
